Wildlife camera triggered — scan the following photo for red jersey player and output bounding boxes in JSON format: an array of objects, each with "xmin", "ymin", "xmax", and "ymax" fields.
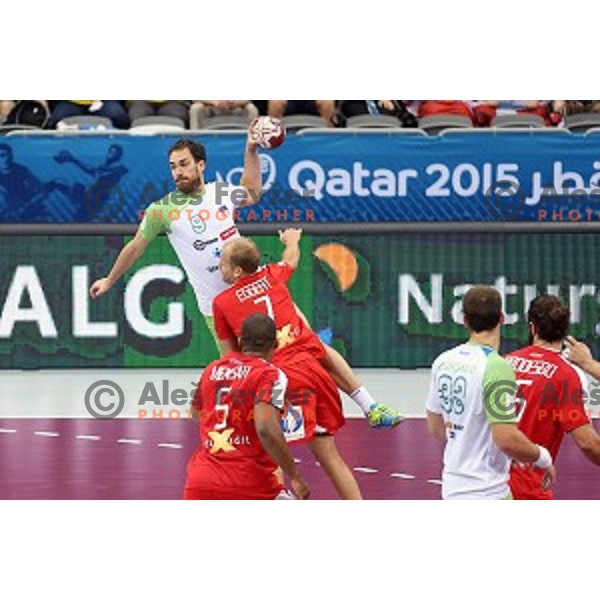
[
  {"xmin": 507, "ymin": 294, "xmax": 600, "ymax": 499},
  {"xmin": 184, "ymin": 313, "xmax": 310, "ymax": 500},
  {"xmin": 212, "ymin": 229, "xmax": 362, "ymax": 499}
]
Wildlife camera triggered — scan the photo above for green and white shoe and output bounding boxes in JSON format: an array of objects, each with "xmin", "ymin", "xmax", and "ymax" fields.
[{"xmin": 366, "ymin": 403, "xmax": 404, "ymax": 428}]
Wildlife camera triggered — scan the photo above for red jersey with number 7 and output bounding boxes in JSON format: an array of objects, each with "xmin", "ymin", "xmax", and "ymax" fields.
[{"xmin": 213, "ymin": 262, "xmax": 325, "ymax": 364}]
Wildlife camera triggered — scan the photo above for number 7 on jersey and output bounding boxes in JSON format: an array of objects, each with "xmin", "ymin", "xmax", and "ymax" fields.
[{"xmin": 254, "ymin": 295, "xmax": 274, "ymax": 319}]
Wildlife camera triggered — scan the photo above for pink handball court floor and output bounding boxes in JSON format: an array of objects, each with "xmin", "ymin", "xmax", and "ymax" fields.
[{"xmin": 0, "ymin": 418, "xmax": 598, "ymax": 500}]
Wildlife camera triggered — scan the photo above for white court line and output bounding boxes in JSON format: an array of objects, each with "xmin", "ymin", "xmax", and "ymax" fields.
[
  {"xmin": 117, "ymin": 438, "xmax": 142, "ymax": 445},
  {"xmin": 0, "ymin": 428, "xmax": 17, "ymax": 434},
  {"xmin": 353, "ymin": 467, "xmax": 379, "ymax": 474},
  {"xmin": 427, "ymin": 479, "xmax": 443, "ymax": 485},
  {"xmin": 390, "ymin": 473, "xmax": 416, "ymax": 480},
  {"xmin": 75, "ymin": 435, "xmax": 101, "ymax": 441},
  {"xmin": 157, "ymin": 443, "xmax": 184, "ymax": 449},
  {"xmin": 34, "ymin": 431, "xmax": 60, "ymax": 437}
]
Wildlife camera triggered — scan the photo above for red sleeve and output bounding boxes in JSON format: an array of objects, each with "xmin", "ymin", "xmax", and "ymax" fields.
[
  {"xmin": 267, "ymin": 262, "xmax": 295, "ymax": 284},
  {"xmin": 253, "ymin": 367, "xmax": 288, "ymax": 411},
  {"xmin": 560, "ymin": 369, "xmax": 591, "ymax": 433},
  {"xmin": 213, "ymin": 296, "xmax": 235, "ymax": 341}
]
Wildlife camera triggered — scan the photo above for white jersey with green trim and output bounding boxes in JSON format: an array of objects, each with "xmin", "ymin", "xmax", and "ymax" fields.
[
  {"xmin": 426, "ymin": 341, "xmax": 518, "ymax": 500},
  {"xmin": 138, "ymin": 182, "xmax": 243, "ymax": 316}
]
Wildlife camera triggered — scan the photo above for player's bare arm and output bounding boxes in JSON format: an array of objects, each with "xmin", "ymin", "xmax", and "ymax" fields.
[
  {"xmin": 254, "ymin": 402, "xmax": 310, "ymax": 499},
  {"xmin": 427, "ymin": 411, "xmax": 447, "ymax": 442},
  {"xmin": 218, "ymin": 336, "xmax": 239, "ymax": 355},
  {"xmin": 279, "ymin": 227, "xmax": 302, "ymax": 268},
  {"xmin": 570, "ymin": 424, "xmax": 600, "ymax": 466},
  {"xmin": 491, "ymin": 422, "xmax": 556, "ymax": 486},
  {"xmin": 238, "ymin": 124, "xmax": 262, "ymax": 208},
  {"xmin": 90, "ymin": 229, "xmax": 150, "ymax": 299},
  {"xmin": 564, "ymin": 336, "xmax": 600, "ymax": 380}
]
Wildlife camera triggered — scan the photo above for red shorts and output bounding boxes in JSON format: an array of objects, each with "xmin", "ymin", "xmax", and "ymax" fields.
[
  {"xmin": 183, "ymin": 454, "xmax": 285, "ymax": 500},
  {"xmin": 274, "ymin": 353, "xmax": 345, "ymax": 441},
  {"xmin": 509, "ymin": 464, "xmax": 553, "ymax": 500}
]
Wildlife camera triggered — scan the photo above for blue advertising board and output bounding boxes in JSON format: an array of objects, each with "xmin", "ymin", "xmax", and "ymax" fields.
[{"xmin": 1, "ymin": 131, "xmax": 599, "ymax": 223}]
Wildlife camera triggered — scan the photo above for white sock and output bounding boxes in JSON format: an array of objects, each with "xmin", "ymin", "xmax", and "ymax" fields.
[{"xmin": 350, "ymin": 386, "xmax": 376, "ymax": 414}]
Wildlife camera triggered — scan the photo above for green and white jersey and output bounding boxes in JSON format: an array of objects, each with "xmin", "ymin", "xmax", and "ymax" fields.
[
  {"xmin": 426, "ymin": 341, "xmax": 518, "ymax": 500},
  {"xmin": 139, "ymin": 182, "xmax": 243, "ymax": 316}
]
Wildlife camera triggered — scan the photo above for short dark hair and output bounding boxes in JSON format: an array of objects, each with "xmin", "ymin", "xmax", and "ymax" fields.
[
  {"xmin": 463, "ymin": 285, "xmax": 502, "ymax": 333},
  {"xmin": 240, "ymin": 313, "xmax": 277, "ymax": 354},
  {"xmin": 528, "ymin": 294, "xmax": 570, "ymax": 342},
  {"xmin": 229, "ymin": 238, "xmax": 261, "ymax": 274},
  {"xmin": 168, "ymin": 138, "xmax": 206, "ymax": 163}
]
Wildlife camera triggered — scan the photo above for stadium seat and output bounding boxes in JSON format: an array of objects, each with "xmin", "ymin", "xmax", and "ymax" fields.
[
  {"xmin": 0, "ymin": 124, "xmax": 43, "ymax": 135},
  {"xmin": 130, "ymin": 116, "xmax": 186, "ymax": 132},
  {"xmin": 283, "ymin": 114, "xmax": 328, "ymax": 132},
  {"xmin": 418, "ymin": 115, "xmax": 472, "ymax": 135},
  {"xmin": 201, "ymin": 116, "xmax": 249, "ymax": 130},
  {"xmin": 346, "ymin": 115, "xmax": 402, "ymax": 128},
  {"xmin": 57, "ymin": 115, "xmax": 113, "ymax": 131},
  {"xmin": 564, "ymin": 112, "xmax": 600, "ymax": 133},
  {"xmin": 491, "ymin": 114, "xmax": 545, "ymax": 128}
]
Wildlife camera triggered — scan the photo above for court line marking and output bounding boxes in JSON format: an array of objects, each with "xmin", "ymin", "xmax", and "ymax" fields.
[{"xmin": 5, "ymin": 427, "xmax": 443, "ymax": 489}]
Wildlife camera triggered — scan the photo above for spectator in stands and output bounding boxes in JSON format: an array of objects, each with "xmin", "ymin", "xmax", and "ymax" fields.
[
  {"xmin": 189, "ymin": 101, "xmax": 258, "ymax": 129},
  {"xmin": 559, "ymin": 100, "xmax": 600, "ymax": 115},
  {"xmin": 473, "ymin": 101, "xmax": 563, "ymax": 127},
  {"xmin": 0, "ymin": 100, "xmax": 15, "ymax": 121},
  {"xmin": 127, "ymin": 101, "xmax": 190, "ymax": 127},
  {"xmin": 418, "ymin": 100, "xmax": 474, "ymax": 122},
  {"xmin": 48, "ymin": 101, "xmax": 130, "ymax": 129},
  {"xmin": 338, "ymin": 100, "xmax": 418, "ymax": 127},
  {"xmin": 3, "ymin": 101, "xmax": 50, "ymax": 128},
  {"xmin": 268, "ymin": 100, "xmax": 336, "ymax": 126}
]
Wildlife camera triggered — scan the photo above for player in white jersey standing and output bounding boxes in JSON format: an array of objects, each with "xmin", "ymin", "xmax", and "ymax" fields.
[
  {"xmin": 426, "ymin": 285, "xmax": 556, "ymax": 499},
  {"xmin": 89, "ymin": 130, "xmax": 401, "ymax": 427}
]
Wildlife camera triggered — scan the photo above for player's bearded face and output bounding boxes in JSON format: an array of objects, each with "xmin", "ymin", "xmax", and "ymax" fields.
[{"xmin": 170, "ymin": 150, "xmax": 204, "ymax": 194}]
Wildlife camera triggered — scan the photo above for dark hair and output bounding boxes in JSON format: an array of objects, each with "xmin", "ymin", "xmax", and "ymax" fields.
[
  {"xmin": 168, "ymin": 138, "xmax": 206, "ymax": 163},
  {"xmin": 229, "ymin": 238, "xmax": 261, "ymax": 274},
  {"xmin": 240, "ymin": 313, "xmax": 277, "ymax": 354},
  {"xmin": 527, "ymin": 294, "xmax": 570, "ymax": 342},
  {"xmin": 463, "ymin": 285, "xmax": 502, "ymax": 332}
]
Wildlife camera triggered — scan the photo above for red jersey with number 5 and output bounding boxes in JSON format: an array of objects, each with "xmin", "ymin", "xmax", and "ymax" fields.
[
  {"xmin": 506, "ymin": 345, "xmax": 590, "ymax": 499},
  {"xmin": 184, "ymin": 352, "xmax": 288, "ymax": 500},
  {"xmin": 213, "ymin": 262, "xmax": 325, "ymax": 364}
]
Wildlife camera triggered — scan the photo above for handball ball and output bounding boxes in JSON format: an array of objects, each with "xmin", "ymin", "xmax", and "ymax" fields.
[{"xmin": 250, "ymin": 116, "xmax": 286, "ymax": 150}]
